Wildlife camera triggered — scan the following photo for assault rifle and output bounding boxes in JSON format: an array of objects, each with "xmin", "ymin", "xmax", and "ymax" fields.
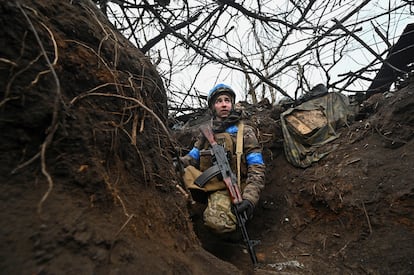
[{"xmin": 199, "ymin": 124, "xmax": 259, "ymax": 266}]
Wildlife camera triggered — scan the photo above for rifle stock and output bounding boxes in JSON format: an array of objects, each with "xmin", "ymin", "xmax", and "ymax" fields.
[{"xmin": 199, "ymin": 124, "xmax": 259, "ymax": 265}]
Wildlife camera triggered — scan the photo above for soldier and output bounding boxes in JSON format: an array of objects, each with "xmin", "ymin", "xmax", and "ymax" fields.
[{"xmin": 180, "ymin": 83, "xmax": 266, "ymax": 234}]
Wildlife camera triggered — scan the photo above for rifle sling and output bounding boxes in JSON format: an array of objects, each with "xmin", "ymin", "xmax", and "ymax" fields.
[{"xmin": 194, "ymin": 165, "xmax": 221, "ymax": 187}]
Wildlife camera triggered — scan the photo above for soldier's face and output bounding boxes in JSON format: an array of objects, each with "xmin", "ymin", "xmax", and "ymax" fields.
[{"xmin": 213, "ymin": 94, "xmax": 232, "ymax": 121}]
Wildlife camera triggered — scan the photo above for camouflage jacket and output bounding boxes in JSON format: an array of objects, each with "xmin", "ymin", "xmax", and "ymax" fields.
[{"xmin": 181, "ymin": 120, "xmax": 266, "ymax": 206}]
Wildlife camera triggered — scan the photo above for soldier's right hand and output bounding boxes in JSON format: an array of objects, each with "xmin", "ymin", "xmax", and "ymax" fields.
[{"xmin": 234, "ymin": 199, "xmax": 254, "ymax": 219}]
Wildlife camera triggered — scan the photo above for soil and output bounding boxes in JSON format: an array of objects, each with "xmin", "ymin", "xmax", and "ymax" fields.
[{"xmin": 1, "ymin": 1, "xmax": 413, "ymax": 275}]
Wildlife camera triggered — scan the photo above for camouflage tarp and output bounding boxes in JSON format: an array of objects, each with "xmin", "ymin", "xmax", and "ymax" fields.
[{"xmin": 281, "ymin": 92, "xmax": 354, "ymax": 168}]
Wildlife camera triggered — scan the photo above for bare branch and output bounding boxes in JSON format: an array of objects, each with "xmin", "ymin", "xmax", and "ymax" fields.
[
  {"xmin": 102, "ymin": 0, "xmax": 412, "ymax": 108},
  {"xmin": 334, "ymin": 19, "xmax": 405, "ymax": 75}
]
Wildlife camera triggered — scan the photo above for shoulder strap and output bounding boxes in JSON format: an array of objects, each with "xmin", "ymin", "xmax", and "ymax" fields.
[{"xmin": 236, "ymin": 121, "xmax": 244, "ymax": 187}]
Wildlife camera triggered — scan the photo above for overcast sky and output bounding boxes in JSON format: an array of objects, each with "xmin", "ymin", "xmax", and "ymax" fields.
[
  {"xmin": 187, "ymin": 1, "xmax": 412, "ymax": 103},
  {"xmin": 107, "ymin": 1, "xmax": 412, "ymax": 105}
]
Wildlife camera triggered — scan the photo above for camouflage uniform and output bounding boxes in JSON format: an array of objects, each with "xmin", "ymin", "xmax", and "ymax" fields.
[{"xmin": 181, "ymin": 119, "xmax": 265, "ymax": 207}]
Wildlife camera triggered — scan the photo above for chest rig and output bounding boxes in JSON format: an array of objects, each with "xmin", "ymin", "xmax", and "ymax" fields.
[
  {"xmin": 200, "ymin": 132, "xmax": 235, "ymax": 170},
  {"xmin": 195, "ymin": 122, "xmax": 247, "ymax": 189}
]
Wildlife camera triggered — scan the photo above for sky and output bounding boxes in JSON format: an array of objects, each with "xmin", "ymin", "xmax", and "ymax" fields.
[
  {"xmin": 107, "ymin": 0, "xmax": 413, "ymax": 106},
  {"xmin": 181, "ymin": 0, "xmax": 413, "ymax": 103}
]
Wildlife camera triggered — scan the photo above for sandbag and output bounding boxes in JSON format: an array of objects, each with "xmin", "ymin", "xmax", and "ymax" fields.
[{"xmin": 281, "ymin": 92, "xmax": 355, "ymax": 168}]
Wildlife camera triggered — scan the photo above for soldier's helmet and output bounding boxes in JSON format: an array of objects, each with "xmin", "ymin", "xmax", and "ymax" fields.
[{"xmin": 207, "ymin": 83, "xmax": 236, "ymax": 108}]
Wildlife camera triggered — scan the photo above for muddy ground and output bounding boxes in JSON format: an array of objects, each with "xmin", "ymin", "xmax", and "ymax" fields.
[{"xmin": 1, "ymin": 1, "xmax": 413, "ymax": 274}]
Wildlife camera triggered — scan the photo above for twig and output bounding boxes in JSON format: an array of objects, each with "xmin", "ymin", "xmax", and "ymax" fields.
[
  {"xmin": 334, "ymin": 19, "xmax": 405, "ymax": 74},
  {"xmin": 254, "ymin": 0, "xmax": 372, "ymax": 91},
  {"xmin": 175, "ymin": 184, "xmax": 189, "ymax": 199},
  {"xmin": 0, "ymin": 96, "xmax": 19, "ymax": 108},
  {"xmin": 0, "ymin": 58, "xmax": 18, "ymax": 67},
  {"xmin": 131, "ymin": 113, "xmax": 138, "ymax": 145},
  {"xmin": 29, "ymin": 21, "xmax": 59, "ymax": 87},
  {"xmin": 139, "ymin": 112, "xmax": 145, "ymax": 132},
  {"xmin": 108, "ymin": 214, "xmax": 135, "ymax": 263},
  {"xmin": 65, "ymin": 39, "xmax": 113, "ymax": 73},
  {"xmin": 70, "ymin": 92, "xmax": 175, "ymax": 147},
  {"xmin": 361, "ymin": 201, "xmax": 372, "ymax": 234},
  {"xmin": 374, "ymin": 125, "xmax": 406, "ymax": 145},
  {"xmin": 85, "ymin": 4, "xmax": 119, "ymax": 69},
  {"xmin": 331, "ymin": 240, "xmax": 350, "ymax": 257},
  {"xmin": 118, "ymin": 125, "xmax": 148, "ymax": 183},
  {"xmin": 30, "ymin": 69, "xmax": 51, "ymax": 86},
  {"xmin": 114, "ymin": 214, "xmax": 134, "ymax": 239},
  {"xmin": 345, "ymin": 158, "xmax": 361, "ymax": 165},
  {"xmin": 18, "ymin": 3, "xmax": 62, "ymax": 217},
  {"xmin": 3, "ymin": 53, "xmax": 42, "ymax": 100},
  {"xmin": 11, "ymin": 151, "xmax": 41, "ymax": 174}
]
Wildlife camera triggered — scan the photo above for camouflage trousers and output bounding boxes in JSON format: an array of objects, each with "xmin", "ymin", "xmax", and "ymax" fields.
[{"xmin": 203, "ymin": 190, "xmax": 237, "ymax": 233}]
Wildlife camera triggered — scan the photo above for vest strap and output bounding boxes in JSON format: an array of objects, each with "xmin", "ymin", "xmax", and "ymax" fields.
[{"xmin": 236, "ymin": 121, "xmax": 244, "ymax": 187}]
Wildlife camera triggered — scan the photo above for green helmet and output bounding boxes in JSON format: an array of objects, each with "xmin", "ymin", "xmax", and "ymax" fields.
[{"xmin": 207, "ymin": 83, "xmax": 236, "ymax": 108}]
